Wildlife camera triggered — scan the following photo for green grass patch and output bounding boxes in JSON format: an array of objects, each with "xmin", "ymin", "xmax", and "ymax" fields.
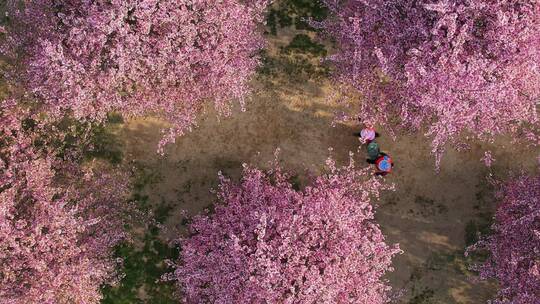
[
  {"xmin": 273, "ymin": 33, "xmax": 328, "ymax": 80},
  {"xmin": 132, "ymin": 164, "xmax": 164, "ymax": 194},
  {"xmin": 155, "ymin": 200, "xmax": 174, "ymax": 224},
  {"xmin": 266, "ymin": 0, "xmax": 328, "ymax": 34},
  {"xmin": 408, "ymin": 287, "xmax": 436, "ymax": 304},
  {"xmin": 258, "ymin": 48, "xmax": 329, "ymax": 81},
  {"xmin": 101, "ymin": 231, "xmax": 179, "ymax": 304},
  {"xmin": 102, "ymin": 175, "xmax": 179, "ymax": 304},
  {"xmin": 85, "ymin": 125, "xmax": 123, "ymax": 165},
  {"xmin": 407, "ymin": 266, "xmax": 436, "ymax": 304},
  {"xmin": 281, "ymin": 34, "xmax": 327, "ymax": 57},
  {"xmin": 99, "ymin": 153, "xmax": 181, "ymax": 303},
  {"xmin": 463, "ymin": 213, "xmax": 493, "ymax": 268}
]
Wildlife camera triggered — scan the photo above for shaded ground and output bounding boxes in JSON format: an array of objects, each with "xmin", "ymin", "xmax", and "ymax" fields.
[{"xmin": 100, "ymin": 1, "xmax": 540, "ymax": 303}]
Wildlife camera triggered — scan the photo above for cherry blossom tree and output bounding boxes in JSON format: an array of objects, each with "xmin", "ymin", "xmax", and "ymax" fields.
[
  {"xmin": 0, "ymin": 97, "xmax": 131, "ymax": 303},
  {"xmin": 466, "ymin": 174, "xmax": 540, "ymax": 304},
  {"xmin": 2, "ymin": 0, "xmax": 268, "ymax": 152},
  {"xmin": 318, "ymin": 0, "xmax": 540, "ymax": 168},
  {"xmin": 167, "ymin": 157, "xmax": 401, "ymax": 303}
]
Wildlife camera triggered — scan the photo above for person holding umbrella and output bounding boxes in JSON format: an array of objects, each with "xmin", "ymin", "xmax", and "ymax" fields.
[
  {"xmin": 366, "ymin": 141, "xmax": 381, "ymax": 164},
  {"xmin": 375, "ymin": 153, "xmax": 394, "ymax": 176},
  {"xmin": 359, "ymin": 126, "xmax": 379, "ymax": 144}
]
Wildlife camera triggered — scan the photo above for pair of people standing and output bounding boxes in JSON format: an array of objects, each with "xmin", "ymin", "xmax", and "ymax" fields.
[{"xmin": 360, "ymin": 127, "xmax": 394, "ymax": 176}]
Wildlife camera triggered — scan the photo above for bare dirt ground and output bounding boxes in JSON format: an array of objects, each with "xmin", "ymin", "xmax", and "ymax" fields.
[{"xmin": 118, "ymin": 24, "xmax": 539, "ymax": 304}]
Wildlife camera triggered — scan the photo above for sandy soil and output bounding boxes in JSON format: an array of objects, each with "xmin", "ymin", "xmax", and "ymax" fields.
[{"xmin": 119, "ymin": 29, "xmax": 540, "ymax": 304}]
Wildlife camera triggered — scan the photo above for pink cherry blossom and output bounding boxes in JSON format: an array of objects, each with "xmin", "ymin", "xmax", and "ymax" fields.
[
  {"xmin": 2, "ymin": 0, "xmax": 268, "ymax": 152},
  {"xmin": 318, "ymin": 0, "xmax": 540, "ymax": 168},
  {"xmin": 481, "ymin": 151, "xmax": 495, "ymax": 168},
  {"xmin": 1, "ymin": 99, "xmax": 131, "ymax": 303},
  {"xmin": 167, "ymin": 157, "xmax": 401, "ymax": 303},
  {"xmin": 466, "ymin": 174, "xmax": 540, "ymax": 303}
]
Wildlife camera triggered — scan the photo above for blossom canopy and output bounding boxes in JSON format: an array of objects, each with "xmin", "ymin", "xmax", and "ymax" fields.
[
  {"xmin": 319, "ymin": 0, "xmax": 540, "ymax": 167},
  {"xmin": 2, "ymin": 0, "xmax": 269, "ymax": 151},
  {"xmin": 169, "ymin": 158, "xmax": 401, "ymax": 303}
]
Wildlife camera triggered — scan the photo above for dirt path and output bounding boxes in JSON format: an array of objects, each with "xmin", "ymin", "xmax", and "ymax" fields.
[{"xmin": 119, "ymin": 25, "xmax": 540, "ymax": 304}]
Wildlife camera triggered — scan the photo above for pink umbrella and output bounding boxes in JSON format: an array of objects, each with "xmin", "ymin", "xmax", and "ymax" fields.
[{"xmin": 360, "ymin": 128, "xmax": 376, "ymax": 141}]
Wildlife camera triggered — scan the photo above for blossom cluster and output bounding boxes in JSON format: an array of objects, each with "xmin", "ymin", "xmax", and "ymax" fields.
[
  {"xmin": 319, "ymin": 0, "xmax": 540, "ymax": 167},
  {"xmin": 169, "ymin": 158, "xmax": 401, "ymax": 303},
  {"xmin": 0, "ymin": 98, "xmax": 130, "ymax": 303},
  {"xmin": 467, "ymin": 174, "xmax": 540, "ymax": 303},
  {"xmin": 3, "ymin": 0, "xmax": 268, "ymax": 152}
]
